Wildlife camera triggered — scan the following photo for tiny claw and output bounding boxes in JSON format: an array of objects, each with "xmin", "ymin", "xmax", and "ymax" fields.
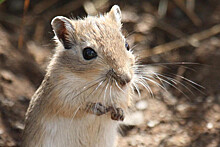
[{"xmin": 110, "ymin": 107, "xmax": 124, "ymax": 121}]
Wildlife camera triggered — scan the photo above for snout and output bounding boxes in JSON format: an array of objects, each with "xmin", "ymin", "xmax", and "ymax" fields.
[
  {"xmin": 107, "ymin": 69, "xmax": 132, "ymax": 86},
  {"xmin": 118, "ymin": 74, "xmax": 131, "ymax": 86}
]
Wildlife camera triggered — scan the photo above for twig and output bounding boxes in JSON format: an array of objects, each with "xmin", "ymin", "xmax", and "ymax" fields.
[
  {"xmin": 18, "ymin": 0, "xmax": 30, "ymax": 49},
  {"xmin": 156, "ymin": 20, "xmax": 186, "ymax": 38},
  {"xmin": 156, "ymin": 20, "xmax": 202, "ymax": 47},
  {"xmin": 140, "ymin": 24, "xmax": 220, "ymax": 57},
  {"xmin": 186, "ymin": 0, "xmax": 195, "ymax": 12},
  {"xmin": 158, "ymin": 0, "xmax": 168, "ymax": 18},
  {"xmin": 173, "ymin": 0, "xmax": 202, "ymax": 27}
]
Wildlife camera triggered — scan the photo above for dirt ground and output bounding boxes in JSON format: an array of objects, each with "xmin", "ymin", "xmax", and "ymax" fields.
[{"xmin": 0, "ymin": 0, "xmax": 220, "ymax": 146}]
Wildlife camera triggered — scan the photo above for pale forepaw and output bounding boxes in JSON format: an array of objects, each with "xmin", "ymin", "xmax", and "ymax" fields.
[
  {"xmin": 87, "ymin": 102, "xmax": 109, "ymax": 116},
  {"xmin": 110, "ymin": 108, "xmax": 124, "ymax": 121}
]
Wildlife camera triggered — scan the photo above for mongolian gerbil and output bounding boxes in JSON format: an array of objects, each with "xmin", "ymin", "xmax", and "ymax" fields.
[{"xmin": 22, "ymin": 5, "xmax": 136, "ymax": 147}]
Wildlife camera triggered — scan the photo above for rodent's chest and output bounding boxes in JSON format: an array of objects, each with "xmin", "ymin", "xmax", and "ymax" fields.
[{"xmin": 43, "ymin": 114, "xmax": 117, "ymax": 144}]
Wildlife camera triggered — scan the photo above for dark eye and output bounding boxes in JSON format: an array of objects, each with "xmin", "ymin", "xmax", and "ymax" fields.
[
  {"xmin": 125, "ymin": 42, "xmax": 130, "ymax": 51},
  {"xmin": 83, "ymin": 47, "xmax": 97, "ymax": 60}
]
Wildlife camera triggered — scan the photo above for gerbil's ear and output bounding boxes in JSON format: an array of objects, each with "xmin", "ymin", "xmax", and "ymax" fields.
[
  {"xmin": 51, "ymin": 16, "xmax": 75, "ymax": 49},
  {"xmin": 108, "ymin": 5, "xmax": 122, "ymax": 27}
]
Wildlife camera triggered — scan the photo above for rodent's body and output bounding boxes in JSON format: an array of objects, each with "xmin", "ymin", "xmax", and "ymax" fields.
[
  {"xmin": 22, "ymin": 72, "xmax": 126, "ymax": 147},
  {"xmin": 22, "ymin": 5, "xmax": 134, "ymax": 147},
  {"xmin": 24, "ymin": 98, "xmax": 117, "ymax": 147}
]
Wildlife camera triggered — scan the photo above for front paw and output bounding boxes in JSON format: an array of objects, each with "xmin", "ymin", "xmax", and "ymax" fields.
[
  {"xmin": 110, "ymin": 107, "xmax": 124, "ymax": 121},
  {"xmin": 86, "ymin": 102, "xmax": 109, "ymax": 116}
]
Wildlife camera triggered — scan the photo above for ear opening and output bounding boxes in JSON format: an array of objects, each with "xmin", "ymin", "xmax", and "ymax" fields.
[
  {"xmin": 108, "ymin": 5, "xmax": 122, "ymax": 27},
  {"xmin": 51, "ymin": 16, "xmax": 75, "ymax": 49}
]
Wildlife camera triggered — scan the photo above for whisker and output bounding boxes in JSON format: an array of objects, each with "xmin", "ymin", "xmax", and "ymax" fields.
[
  {"xmin": 161, "ymin": 73, "xmax": 206, "ymax": 95},
  {"xmin": 151, "ymin": 72, "xmax": 167, "ymax": 90},
  {"xmin": 48, "ymin": 77, "xmax": 104, "ymax": 120},
  {"xmin": 134, "ymin": 62, "xmax": 201, "ymax": 73},
  {"xmin": 129, "ymin": 43, "xmax": 140, "ymax": 52},
  {"xmin": 114, "ymin": 79, "xmax": 125, "ymax": 93},
  {"xmin": 132, "ymin": 82, "xmax": 141, "ymax": 98},
  {"xmin": 155, "ymin": 72, "xmax": 204, "ymax": 92},
  {"xmin": 95, "ymin": 79, "xmax": 108, "ymax": 106},
  {"xmin": 125, "ymin": 30, "xmax": 136, "ymax": 39},
  {"xmin": 70, "ymin": 77, "xmax": 105, "ymax": 100},
  {"xmin": 109, "ymin": 77, "xmax": 116, "ymax": 111},
  {"xmin": 81, "ymin": 79, "xmax": 108, "ymax": 118},
  {"xmin": 103, "ymin": 78, "xmax": 110, "ymax": 106},
  {"xmin": 89, "ymin": 79, "xmax": 106, "ymax": 96},
  {"xmin": 138, "ymin": 79, "xmax": 154, "ymax": 98},
  {"xmin": 167, "ymin": 73, "xmax": 205, "ymax": 89},
  {"xmin": 161, "ymin": 75, "xmax": 195, "ymax": 95},
  {"xmin": 139, "ymin": 75, "xmax": 167, "ymax": 92},
  {"xmin": 136, "ymin": 62, "xmax": 202, "ymax": 66},
  {"xmin": 139, "ymin": 64, "xmax": 197, "ymax": 72},
  {"xmin": 152, "ymin": 73, "xmax": 190, "ymax": 99},
  {"xmin": 69, "ymin": 104, "xmax": 82, "ymax": 126},
  {"xmin": 136, "ymin": 63, "xmax": 205, "ymax": 94}
]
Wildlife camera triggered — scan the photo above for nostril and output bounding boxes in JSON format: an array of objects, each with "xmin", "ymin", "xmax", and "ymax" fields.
[
  {"xmin": 123, "ymin": 75, "xmax": 131, "ymax": 83},
  {"xmin": 119, "ymin": 74, "xmax": 131, "ymax": 86}
]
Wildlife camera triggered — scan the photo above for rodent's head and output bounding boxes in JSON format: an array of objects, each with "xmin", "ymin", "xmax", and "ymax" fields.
[{"xmin": 51, "ymin": 5, "xmax": 135, "ymax": 101}]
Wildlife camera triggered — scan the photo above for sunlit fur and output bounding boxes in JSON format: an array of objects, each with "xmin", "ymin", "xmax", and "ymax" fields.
[
  {"xmin": 22, "ymin": 5, "xmax": 204, "ymax": 147},
  {"xmin": 22, "ymin": 5, "xmax": 135, "ymax": 147}
]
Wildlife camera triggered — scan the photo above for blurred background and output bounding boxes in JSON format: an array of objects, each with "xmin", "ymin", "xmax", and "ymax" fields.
[{"xmin": 0, "ymin": 0, "xmax": 220, "ymax": 146}]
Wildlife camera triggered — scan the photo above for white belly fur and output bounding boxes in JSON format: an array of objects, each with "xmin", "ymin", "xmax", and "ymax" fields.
[{"xmin": 40, "ymin": 114, "xmax": 118, "ymax": 147}]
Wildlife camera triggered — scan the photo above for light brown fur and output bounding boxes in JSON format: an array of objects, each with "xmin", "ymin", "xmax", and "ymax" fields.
[{"xmin": 22, "ymin": 5, "xmax": 135, "ymax": 147}]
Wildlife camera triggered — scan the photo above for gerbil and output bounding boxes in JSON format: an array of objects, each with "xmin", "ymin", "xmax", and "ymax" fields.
[{"xmin": 22, "ymin": 5, "xmax": 136, "ymax": 147}]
